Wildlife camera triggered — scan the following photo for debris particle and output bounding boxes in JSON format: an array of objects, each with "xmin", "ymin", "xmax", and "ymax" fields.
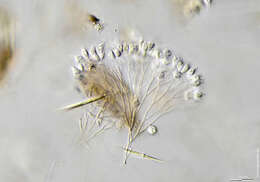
[{"xmin": 88, "ymin": 14, "xmax": 104, "ymax": 31}]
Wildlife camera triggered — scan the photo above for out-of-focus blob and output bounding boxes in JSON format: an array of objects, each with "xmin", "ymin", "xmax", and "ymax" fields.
[
  {"xmin": 0, "ymin": 7, "xmax": 15, "ymax": 86},
  {"xmin": 171, "ymin": 0, "xmax": 212, "ymax": 20}
]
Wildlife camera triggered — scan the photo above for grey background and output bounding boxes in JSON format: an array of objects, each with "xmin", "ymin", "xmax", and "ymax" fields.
[{"xmin": 0, "ymin": 0, "xmax": 260, "ymax": 181}]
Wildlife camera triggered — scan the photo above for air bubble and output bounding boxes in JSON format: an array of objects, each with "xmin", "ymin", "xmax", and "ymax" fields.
[{"xmin": 147, "ymin": 125, "xmax": 158, "ymax": 135}]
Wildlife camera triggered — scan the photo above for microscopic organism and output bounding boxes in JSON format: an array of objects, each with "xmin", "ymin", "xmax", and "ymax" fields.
[{"xmin": 62, "ymin": 30, "xmax": 204, "ymax": 163}]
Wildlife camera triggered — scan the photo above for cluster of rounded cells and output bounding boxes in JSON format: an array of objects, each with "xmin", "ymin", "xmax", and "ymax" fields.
[{"xmin": 69, "ymin": 37, "xmax": 204, "ymax": 162}]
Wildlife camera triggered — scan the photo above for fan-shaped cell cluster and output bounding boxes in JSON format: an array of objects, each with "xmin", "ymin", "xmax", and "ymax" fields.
[{"xmin": 68, "ymin": 36, "xmax": 205, "ymax": 162}]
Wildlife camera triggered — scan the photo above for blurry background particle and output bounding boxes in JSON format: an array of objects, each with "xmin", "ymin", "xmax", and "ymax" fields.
[
  {"xmin": 0, "ymin": 7, "xmax": 15, "ymax": 86},
  {"xmin": 183, "ymin": 0, "xmax": 203, "ymax": 16},
  {"xmin": 171, "ymin": 0, "xmax": 212, "ymax": 20}
]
